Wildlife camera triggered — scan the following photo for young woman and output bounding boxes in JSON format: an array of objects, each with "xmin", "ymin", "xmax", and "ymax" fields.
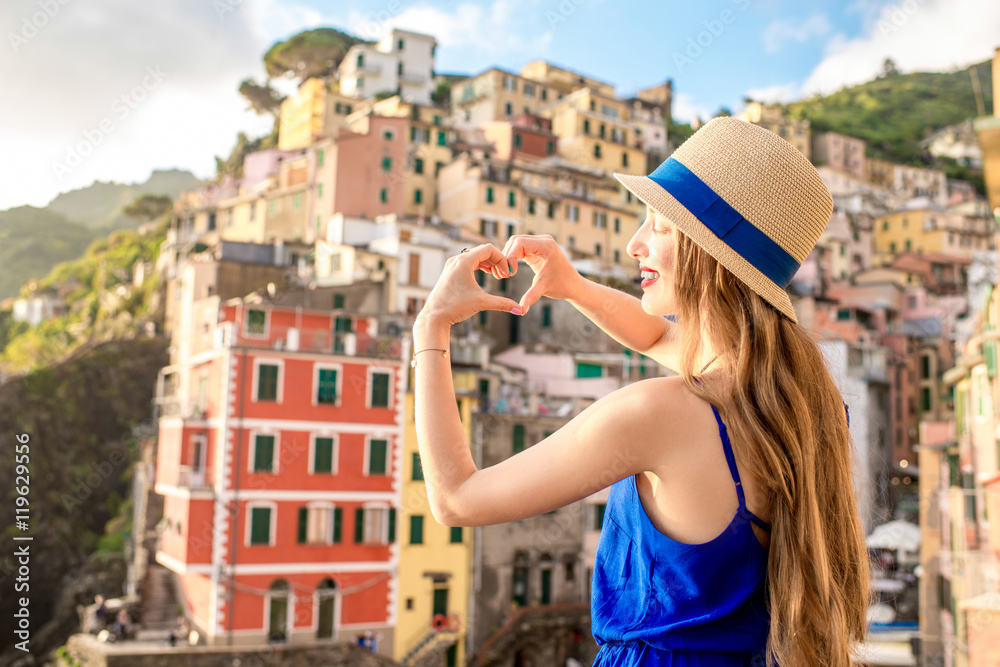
[{"xmin": 412, "ymin": 117, "xmax": 870, "ymax": 666}]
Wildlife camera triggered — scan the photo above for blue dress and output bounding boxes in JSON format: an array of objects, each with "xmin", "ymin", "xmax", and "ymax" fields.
[{"xmin": 591, "ymin": 404, "xmax": 772, "ymax": 666}]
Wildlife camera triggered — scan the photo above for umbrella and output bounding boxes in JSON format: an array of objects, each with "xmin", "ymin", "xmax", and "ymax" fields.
[{"xmin": 866, "ymin": 520, "xmax": 921, "ymax": 553}]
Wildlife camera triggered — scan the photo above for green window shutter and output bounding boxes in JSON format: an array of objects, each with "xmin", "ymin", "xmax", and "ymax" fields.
[
  {"xmin": 450, "ymin": 526, "xmax": 463, "ymax": 543},
  {"xmin": 334, "ymin": 316, "xmax": 353, "ymax": 333},
  {"xmin": 986, "ymin": 341, "xmax": 998, "ymax": 378},
  {"xmin": 371, "ymin": 373, "xmax": 390, "ymax": 407},
  {"xmin": 512, "ymin": 424, "xmax": 525, "ymax": 454},
  {"xmin": 528, "ymin": 198, "xmax": 535, "ymax": 214},
  {"xmin": 414, "ymin": 158, "xmax": 423, "ymax": 174},
  {"xmin": 508, "ymin": 191, "xmax": 515, "ymax": 207},
  {"xmin": 355, "ymin": 508, "xmax": 365, "ymax": 543},
  {"xmin": 257, "ymin": 365, "xmax": 278, "ymax": 401},
  {"xmin": 514, "ymin": 133, "xmax": 522, "ymax": 148},
  {"xmin": 298, "ymin": 507, "xmax": 307, "ymax": 544},
  {"xmin": 437, "ymin": 131, "xmax": 446, "ymax": 146},
  {"xmin": 596, "ymin": 503, "xmax": 607, "ymax": 530},
  {"xmin": 382, "ymin": 156, "xmax": 392, "ymax": 171},
  {"xmin": 318, "ymin": 149, "xmax": 325, "ymax": 167},
  {"xmin": 410, "ymin": 515, "xmax": 423, "ymax": 544},
  {"xmin": 412, "ymin": 452, "xmax": 424, "ymax": 481},
  {"xmin": 317, "ymin": 369, "xmax": 338, "ymax": 405},
  {"xmin": 547, "ymin": 140, "xmax": 554, "ymax": 155},
  {"xmin": 410, "ymin": 127, "xmax": 417, "ymax": 141},
  {"xmin": 388, "ymin": 508, "xmax": 396, "ymax": 542},
  {"xmin": 542, "ymin": 305, "xmax": 551, "ymax": 327},
  {"xmin": 333, "ymin": 508, "xmax": 343, "ymax": 543},
  {"xmin": 576, "ymin": 362, "xmax": 602, "ymax": 378},
  {"xmin": 379, "ymin": 188, "xmax": 387, "ymax": 203},
  {"xmin": 369, "ymin": 439, "xmax": 387, "ymax": 474},
  {"xmin": 254, "ymin": 435, "xmax": 274, "ymax": 472},
  {"xmin": 248, "ymin": 309, "xmax": 266, "ymax": 333},
  {"xmin": 314, "ymin": 437, "xmax": 334, "ymax": 473},
  {"xmin": 333, "ymin": 294, "xmax": 345, "ymax": 309},
  {"xmin": 250, "ymin": 507, "xmax": 271, "ymax": 545},
  {"xmin": 486, "ymin": 186, "xmax": 494, "ymax": 203},
  {"xmin": 317, "ymin": 183, "xmax": 323, "ymax": 197},
  {"xmin": 415, "ymin": 189, "xmax": 422, "ymax": 204}
]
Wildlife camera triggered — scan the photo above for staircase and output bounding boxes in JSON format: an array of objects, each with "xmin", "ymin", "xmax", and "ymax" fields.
[
  {"xmin": 473, "ymin": 603, "xmax": 590, "ymax": 666},
  {"xmin": 401, "ymin": 628, "xmax": 458, "ymax": 667},
  {"xmin": 139, "ymin": 563, "xmax": 180, "ymax": 633}
]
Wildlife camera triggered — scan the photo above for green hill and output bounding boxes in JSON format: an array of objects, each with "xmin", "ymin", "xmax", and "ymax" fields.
[
  {"xmin": 45, "ymin": 168, "xmax": 200, "ymax": 231},
  {"xmin": 0, "ymin": 207, "xmax": 101, "ymax": 300},
  {"xmin": 786, "ymin": 58, "xmax": 993, "ymax": 166}
]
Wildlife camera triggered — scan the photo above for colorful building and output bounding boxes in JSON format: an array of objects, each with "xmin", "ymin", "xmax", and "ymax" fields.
[
  {"xmin": 339, "ymin": 29, "xmax": 438, "ymax": 105},
  {"xmin": 812, "ymin": 131, "xmax": 867, "ymax": 181},
  {"xmin": 153, "ymin": 293, "xmax": 405, "ymax": 652},
  {"xmin": 872, "ymin": 206, "xmax": 994, "ymax": 263},
  {"xmin": 278, "ymin": 77, "xmax": 360, "ymax": 151},
  {"xmin": 735, "ymin": 102, "xmax": 810, "ymax": 159}
]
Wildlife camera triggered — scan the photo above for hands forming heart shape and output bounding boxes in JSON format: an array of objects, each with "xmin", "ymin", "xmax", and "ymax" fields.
[{"xmin": 418, "ymin": 235, "xmax": 586, "ymax": 328}]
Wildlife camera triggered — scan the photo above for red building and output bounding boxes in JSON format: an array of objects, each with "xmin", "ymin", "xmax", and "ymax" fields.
[{"xmin": 154, "ymin": 295, "xmax": 405, "ymax": 650}]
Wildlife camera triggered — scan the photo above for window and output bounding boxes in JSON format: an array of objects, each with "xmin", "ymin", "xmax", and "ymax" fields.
[
  {"xmin": 433, "ymin": 114, "xmax": 441, "ymax": 125},
  {"xmin": 890, "ymin": 242, "xmax": 896, "ymax": 253},
  {"xmin": 595, "ymin": 242, "xmax": 602, "ymax": 257},
  {"xmin": 368, "ymin": 438, "xmax": 388, "ymax": 475},
  {"xmin": 614, "ymin": 217, "xmax": 620, "ymax": 233},
  {"xmin": 414, "ymin": 189, "xmax": 422, "ymax": 204},
  {"xmin": 248, "ymin": 309, "xmax": 266, "ymax": 334},
  {"xmin": 435, "ymin": 161, "xmax": 444, "ymax": 176},
  {"xmin": 250, "ymin": 506, "xmax": 271, "ymax": 545},
  {"xmin": 595, "ymin": 503, "xmax": 606, "ymax": 530},
  {"xmin": 486, "ymin": 186, "xmax": 495, "ymax": 204},
  {"xmin": 450, "ymin": 527, "xmax": 463, "ymax": 543},
  {"xmin": 546, "ymin": 140, "xmax": 555, "ymax": 155},
  {"xmin": 333, "ymin": 294, "xmax": 345, "ymax": 309},
  {"xmin": 514, "ymin": 133, "xmax": 522, "ymax": 148},
  {"xmin": 584, "ymin": 119, "xmax": 590, "ymax": 134},
  {"xmin": 298, "ymin": 505, "xmax": 340, "ymax": 544},
  {"xmin": 547, "ymin": 202, "xmax": 555, "ymax": 218},
  {"xmin": 920, "ymin": 387, "xmax": 932, "ymax": 412},
  {"xmin": 397, "ymin": 62, "xmax": 403, "ymax": 76},
  {"xmin": 379, "ymin": 188, "xmax": 388, "ymax": 203},
  {"xmin": 505, "ymin": 102, "xmax": 512, "ymax": 116},
  {"xmin": 335, "ymin": 315, "xmax": 353, "ymax": 333},
  {"xmin": 566, "ymin": 204, "xmax": 579, "ymax": 222},
  {"xmin": 882, "ymin": 221, "xmax": 889, "ymax": 231},
  {"xmin": 507, "ymin": 223, "xmax": 515, "ymax": 238},
  {"xmin": 257, "ymin": 364, "xmax": 278, "ymax": 401},
  {"xmin": 622, "ymin": 152, "xmax": 628, "ymax": 167},
  {"xmin": 253, "ymin": 434, "xmax": 275, "ymax": 472},
  {"xmin": 524, "ymin": 82, "xmax": 534, "ymax": 97},
  {"xmin": 313, "ymin": 437, "xmax": 335, "ymax": 473},
  {"xmin": 356, "ymin": 506, "xmax": 395, "ymax": 544},
  {"xmin": 208, "ymin": 212, "xmax": 216, "ymax": 231},
  {"xmin": 317, "ymin": 368, "xmax": 338, "ymax": 405},
  {"xmin": 397, "ymin": 38, "xmax": 404, "ymax": 50},
  {"xmin": 542, "ymin": 305, "xmax": 552, "ymax": 327},
  {"xmin": 513, "ymin": 424, "xmax": 526, "ymax": 453},
  {"xmin": 293, "ymin": 193, "xmax": 303, "ymax": 210},
  {"xmin": 541, "ymin": 89, "xmax": 548, "ymax": 101},
  {"xmin": 370, "ymin": 372, "xmax": 391, "ymax": 407},
  {"xmin": 600, "ymin": 124, "xmax": 606, "ymax": 138},
  {"xmin": 382, "ymin": 157, "xmax": 392, "ymax": 171},
  {"xmin": 268, "ymin": 200, "xmax": 276, "ymax": 217},
  {"xmin": 412, "ymin": 452, "xmax": 424, "ymax": 481},
  {"xmin": 414, "ymin": 157, "xmax": 424, "ymax": 174},
  {"xmin": 356, "ymin": 53, "xmax": 364, "ymax": 67},
  {"xmin": 410, "ymin": 515, "xmax": 424, "ymax": 544},
  {"xmin": 317, "ymin": 183, "xmax": 323, "ymax": 198},
  {"xmin": 921, "ymin": 355, "xmax": 931, "ymax": 379},
  {"xmin": 318, "ymin": 149, "xmax": 325, "ymax": 167},
  {"xmin": 528, "ymin": 198, "xmax": 536, "ymax": 215},
  {"xmin": 437, "ymin": 131, "xmax": 447, "ymax": 146},
  {"xmin": 614, "ymin": 249, "xmax": 620, "ymax": 263},
  {"xmin": 383, "ymin": 129, "xmax": 394, "ymax": 140},
  {"xmin": 503, "ymin": 75, "xmax": 516, "ymax": 91},
  {"xmin": 508, "ymin": 191, "xmax": 516, "ymax": 207},
  {"xmin": 594, "ymin": 143, "xmax": 602, "ymax": 158}
]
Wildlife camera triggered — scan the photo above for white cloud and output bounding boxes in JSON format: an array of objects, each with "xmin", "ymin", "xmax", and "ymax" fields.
[
  {"xmin": 742, "ymin": 81, "xmax": 802, "ymax": 104},
  {"xmin": 671, "ymin": 92, "xmax": 714, "ymax": 124},
  {"xmin": 762, "ymin": 13, "xmax": 831, "ymax": 54},
  {"xmin": 801, "ymin": 0, "xmax": 1000, "ymax": 96}
]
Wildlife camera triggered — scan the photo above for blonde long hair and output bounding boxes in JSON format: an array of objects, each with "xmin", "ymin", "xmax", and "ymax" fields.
[{"xmin": 672, "ymin": 231, "xmax": 872, "ymax": 667}]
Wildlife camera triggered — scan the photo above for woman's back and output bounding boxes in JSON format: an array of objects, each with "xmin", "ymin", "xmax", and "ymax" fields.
[{"xmin": 591, "ymin": 379, "xmax": 772, "ymax": 666}]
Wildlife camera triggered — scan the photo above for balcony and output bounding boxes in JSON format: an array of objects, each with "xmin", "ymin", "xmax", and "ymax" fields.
[
  {"xmin": 217, "ymin": 322, "xmax": 403, "ymax": 360},
  {"xmin": 399, "ymin": 71, "xmax": 426, "ymax": 85},
  {"xmin": 847, "ymin": 345, "xmax": 888, "ymax": 384},
  {"xmin": 355, "ymin": 61, "xmax": 381, "ymax": 75},
  {"xmin": 175, "ymin": 465, "xmax": 213, "ymax": 489}
]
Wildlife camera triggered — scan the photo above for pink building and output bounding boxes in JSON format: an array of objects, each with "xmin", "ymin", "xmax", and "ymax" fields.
[{"xmin": 812, "ymin": 131, "xmax": 867, "ymax": 181}]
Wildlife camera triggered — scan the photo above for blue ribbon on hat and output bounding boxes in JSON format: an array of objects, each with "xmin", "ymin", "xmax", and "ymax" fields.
[{"xmin": 647, "ymin": 157, "xmax": 800, "ymax": 288}]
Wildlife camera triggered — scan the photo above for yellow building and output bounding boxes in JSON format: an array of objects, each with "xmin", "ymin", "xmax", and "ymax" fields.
[
  {"xmin": 451, "ymin": 68, "xmax": 564, "ymax": 129},
  {"xmin": 736, "ymin": 101, "xmax": 810, "ymax": 159},
  {"xmin": 538, "ymin": 88, "xmax": 646, "ymax": 176},
  {"xmin": 395, "ymin": 374, "xmax": 476, "ymax": 667},
  {"xmin": 872, "ymin": 207, "xmax": 993, "ymax": 264},
  {"xmin": 437, "ymin": 153, "xmax": 641, "ymax": 273},
  {"xmin": 519, "ymin": 60, "xmax": 615, "ymax": 98},
  {"xmin": 348, "ymin": 95, "xmax": 454, "ymax": 218},
  {"xmin": 278, "ymin": 77, "xmax": 360, "ymax": 150}
]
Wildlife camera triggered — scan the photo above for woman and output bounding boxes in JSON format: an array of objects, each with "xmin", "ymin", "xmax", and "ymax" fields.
[{"xmin": 412, "ymin": 117, "xmax": 870, "ymax": 666}]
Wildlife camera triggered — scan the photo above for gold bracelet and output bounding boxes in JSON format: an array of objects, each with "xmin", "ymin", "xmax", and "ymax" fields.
[{"xmin": 411, "ymin": 348, "xmax": 449, "ymax": 368}]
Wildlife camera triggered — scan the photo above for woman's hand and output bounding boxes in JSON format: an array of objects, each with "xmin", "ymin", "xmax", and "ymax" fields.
[
  {"xmin": 418, "ymin": 244, "xmax": 523, "ymax": 328},
  {"xmin": 501, "ymin": 234, "xmax": 587, "ymax": 314}
]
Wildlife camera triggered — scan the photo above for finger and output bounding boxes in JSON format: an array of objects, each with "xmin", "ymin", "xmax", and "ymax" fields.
[
  {"xmin": 518, "ymin": 275, "xmax": 547, "ymax": 314},
  {"xmin": 467, "ymin": 243, "xmax": 512, "ymax": 279},
  {"xmin": 504, "ymin": 235, "xmax": 553, "ymax": 265},
  {"xmin": 483, "ymin": 295, "xmax": 523, "ymax": 315}
]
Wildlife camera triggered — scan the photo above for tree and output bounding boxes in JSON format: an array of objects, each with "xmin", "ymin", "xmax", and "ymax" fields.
[
  {"xmin": 263, "ymin": 28, "xmax": 369, "ymax": 81},
  {"xmin": 238, "ymin": 78, "xmax": 285, "ymax": 118},
  {"xmin": 122, "ymin": 195, "xmax": 172, "ymax": 223},
  {"xmin": 431, "ymin": 80, "xmax": 452, "ymax": 108},
  {"xmin": 881, "ymin": 58, "xmax": 900, "ymax": 78},
  {"xmin": 715, "ymin": 107, "xmax": 732, "ymax": 117}
]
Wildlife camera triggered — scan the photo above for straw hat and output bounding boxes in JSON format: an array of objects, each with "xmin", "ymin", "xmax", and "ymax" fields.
[{"xmin": 613, "ymin": 116, "xmax": 832, "ymax": 323}]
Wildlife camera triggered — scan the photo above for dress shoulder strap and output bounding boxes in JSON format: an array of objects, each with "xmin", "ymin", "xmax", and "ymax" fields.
[{"xmin": 708, "ymin": 404, "xmax": 772, "ymax": 534}]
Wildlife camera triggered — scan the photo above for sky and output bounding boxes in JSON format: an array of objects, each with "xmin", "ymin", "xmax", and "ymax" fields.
[{"xmin": 1, "ymin": 0, "xmax": 997, "ymax": 212}]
